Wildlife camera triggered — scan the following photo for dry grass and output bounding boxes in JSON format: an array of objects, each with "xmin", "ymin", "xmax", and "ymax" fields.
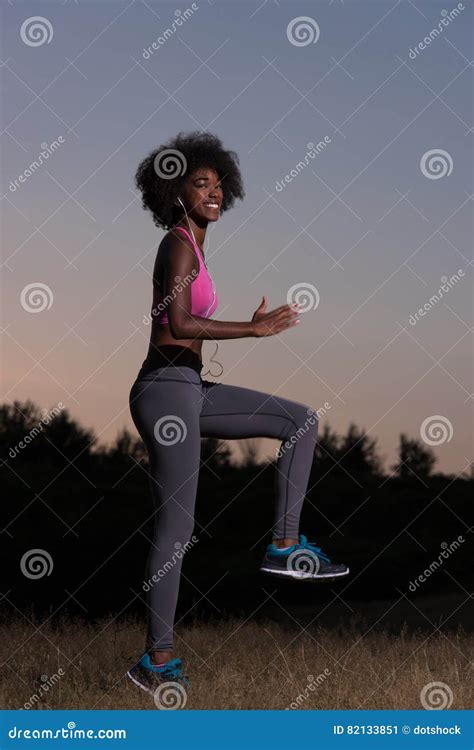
[{"xmin": 2, "ymin": 606, "xmax": 472, "ymax": 711}]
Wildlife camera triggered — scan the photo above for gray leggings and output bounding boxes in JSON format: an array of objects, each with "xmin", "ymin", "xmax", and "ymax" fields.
[{"xmin": 128, "ymin": 364, "xmax": 318, "ymax": 653}]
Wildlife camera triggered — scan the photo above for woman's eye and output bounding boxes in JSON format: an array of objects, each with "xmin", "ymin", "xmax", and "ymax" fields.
[{"xmin": 195, "ymin": 182, "xmax": 222, "ymax": 190}]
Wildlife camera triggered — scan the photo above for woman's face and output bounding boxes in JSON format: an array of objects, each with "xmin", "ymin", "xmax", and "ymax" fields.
[{"xmin": 180, "ymin": 167, "xmax": 223, "ymax": 224}]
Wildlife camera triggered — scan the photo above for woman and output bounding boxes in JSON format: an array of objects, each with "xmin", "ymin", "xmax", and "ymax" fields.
[{"xmin": 127, "ymin": 132, "xmax": 349, "ymax": 695}]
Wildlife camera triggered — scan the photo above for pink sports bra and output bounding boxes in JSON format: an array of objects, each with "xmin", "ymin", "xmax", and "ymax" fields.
[{"xmin": 152, "ymin": 226, "xmax": 218, "ymax": 326}]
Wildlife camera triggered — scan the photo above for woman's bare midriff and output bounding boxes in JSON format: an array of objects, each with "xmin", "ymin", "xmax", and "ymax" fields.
[{"xmin": 147, "ymin": 318, "xmax": 203, "ymax": 360}]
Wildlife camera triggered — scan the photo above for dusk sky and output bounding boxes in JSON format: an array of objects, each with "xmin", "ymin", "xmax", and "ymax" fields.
[{"xmin": 2, "ymin": 0, "xmax": 472, "ymax": 475}]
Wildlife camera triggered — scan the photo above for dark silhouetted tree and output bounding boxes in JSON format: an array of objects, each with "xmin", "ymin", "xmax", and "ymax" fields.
[
  {"xmin": 238, "ymin": 438, "xmax": 260, "ymax": 468},
  {"xmin": 1, "ymin": 399, "xmax": 95, "ymax": 466},
  {"xmin": 200, "ymin": 437, "xmax": 233, "ymax": 471},
  {"xmin": 338, "ymin": 423, "xmax": 383, "ymax": 477},
  {"xmin": 460, "ymin": 462, "xmax": 474, "ymax": 481},
  {"xmin": 315, "ymin": 423, "xmax": 341, "ymax": 478},
  {"xmin": 101, "ymin": 427, "xmax": 148, "ymax": 466},
  {"xmin": 0, "ymin": 400, "xmax": 40, "ymax": 458},
  {"xmin": 392, "ymin": 433, "xmax": 436, "ymax": 480}
]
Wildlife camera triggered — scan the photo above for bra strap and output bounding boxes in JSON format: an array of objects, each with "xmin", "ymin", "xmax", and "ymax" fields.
[{"xmin": 173, "ymin": 226, "xmax": 205, "ymax": 266}]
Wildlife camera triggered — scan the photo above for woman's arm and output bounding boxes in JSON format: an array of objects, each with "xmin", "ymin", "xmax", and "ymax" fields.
[{"xmin": 163, "ymin": 232, "xmax": 300, "ymax": 341}]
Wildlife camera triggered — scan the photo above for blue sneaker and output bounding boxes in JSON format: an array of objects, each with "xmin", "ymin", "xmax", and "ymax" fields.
[
  {"xmin": 260, "ymin": 534, "xmax": 349, "ymax": 580},
  {"xmin": 127, "ymin": 653, "xmax": 190, "ymax": 704}
]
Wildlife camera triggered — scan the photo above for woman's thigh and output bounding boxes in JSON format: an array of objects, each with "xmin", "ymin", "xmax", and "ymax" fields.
[
  {"xmin": 129, "ymin": 372, "xmax": 203, "ymax": 501},
  {"xmin": 199, "ymin": 380, "xmax": 314, "ymax": 441}
]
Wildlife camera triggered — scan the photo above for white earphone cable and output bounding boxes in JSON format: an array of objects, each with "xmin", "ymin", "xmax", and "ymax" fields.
[{"xmin": 177, "ymin": 197, "xmax": 220, "ymax": 376}]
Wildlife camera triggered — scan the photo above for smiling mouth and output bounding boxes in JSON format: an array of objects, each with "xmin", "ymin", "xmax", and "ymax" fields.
[{"xmin": 204, "ymin": 202, "xmax": 220, "ymax": 209}]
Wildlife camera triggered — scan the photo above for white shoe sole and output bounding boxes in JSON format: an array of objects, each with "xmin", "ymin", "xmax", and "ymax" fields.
[
  {"xmin": 126, "ymin": 669, "xmax": 154, "ymax": 695},
  {"xmin": 259, "ymin": 566, "xmax": 350, "ymax": 579}
]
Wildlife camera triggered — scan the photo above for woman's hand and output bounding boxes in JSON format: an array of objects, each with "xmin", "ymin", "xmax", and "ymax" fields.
[{"xmin": 251, "ymin": 296, "xmax": 301, "ymax": 338}]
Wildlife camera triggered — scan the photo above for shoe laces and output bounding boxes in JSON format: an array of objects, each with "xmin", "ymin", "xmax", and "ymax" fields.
[
  {"xmin": 298, "ymin": 534, "xmax": 331, "ymax": 563},
  {"xmin": 158, "ymin": 658, "xmax": 189, "ymax": 684}
]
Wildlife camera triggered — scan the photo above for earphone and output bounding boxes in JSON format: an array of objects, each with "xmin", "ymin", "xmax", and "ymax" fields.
[
  {"xmin": 177, "ymin": 197, "xmax": 202, "ymax": 263},
  {"xmin": 177, "ymin": 196, "xmax": 211, "ymax": 272}
]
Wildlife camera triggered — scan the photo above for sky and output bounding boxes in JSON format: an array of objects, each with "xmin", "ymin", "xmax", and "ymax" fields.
[{"xmin": 1, "ymin": 0, "xmax": 472, "ymax": 475}]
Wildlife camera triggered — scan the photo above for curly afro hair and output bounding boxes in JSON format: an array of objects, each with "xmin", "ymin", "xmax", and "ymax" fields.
[{"xmin": 134, "ymin": 131, "xmax": 245, "ymax": 230}]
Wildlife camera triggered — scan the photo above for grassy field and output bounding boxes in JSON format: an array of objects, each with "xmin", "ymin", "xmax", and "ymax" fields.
[{"xmin": 3, "ymin": 595, "xmax": 472, "ymax": 711}]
